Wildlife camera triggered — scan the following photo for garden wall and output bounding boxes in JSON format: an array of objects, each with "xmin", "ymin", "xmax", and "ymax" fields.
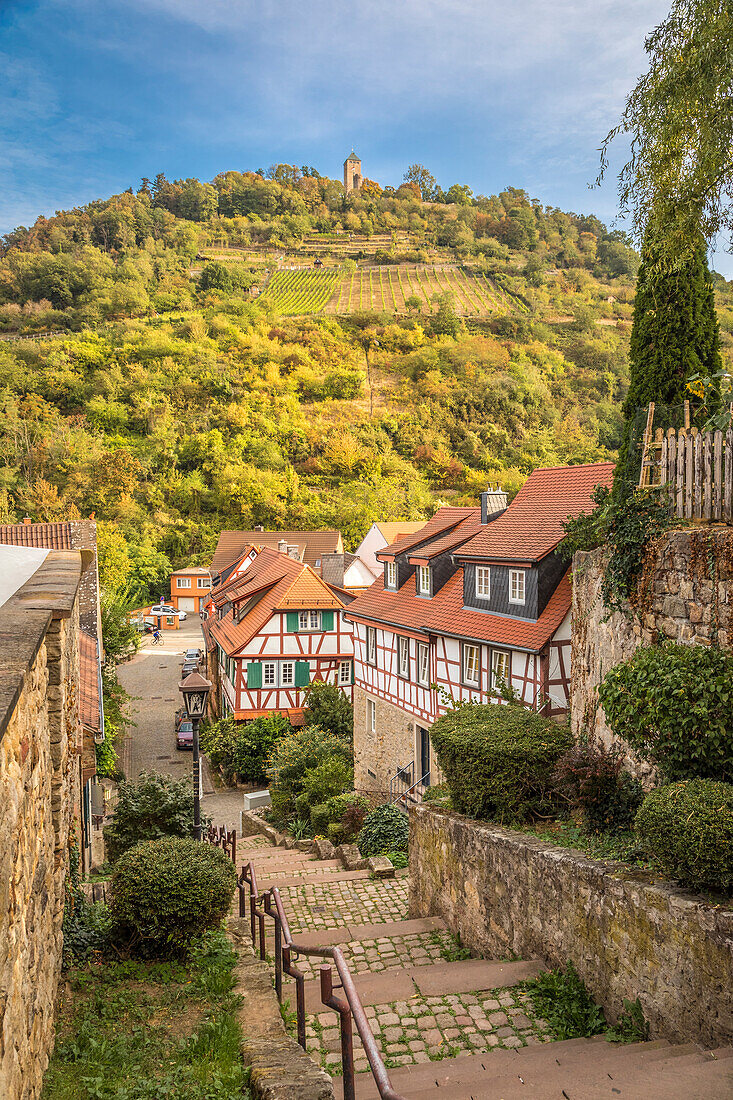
[
  {"xmin": 409, "ymin": 803, "xmax": 733, "ymax": 1048},
  {"xmin": 571, "ymin": 528, "xmax": 733, "ymax": 763}
]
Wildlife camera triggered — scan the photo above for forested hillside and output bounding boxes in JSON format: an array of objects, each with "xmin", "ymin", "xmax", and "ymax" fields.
[{"xmin": 1, "ymin": 165, "xmax": 732, "ymax": 598}]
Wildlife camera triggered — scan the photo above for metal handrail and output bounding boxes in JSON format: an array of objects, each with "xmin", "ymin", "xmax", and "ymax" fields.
[
  {"xmin": 392, "ymin": 771, "xmax": 430, "ymax": 808},
  {"xmin": 237, "ymin": 859, "xmax": 406, "ymax": 1100},
  {"xmin": 388, "ymin": 760, "xmax": 413, "ymax": 801}
]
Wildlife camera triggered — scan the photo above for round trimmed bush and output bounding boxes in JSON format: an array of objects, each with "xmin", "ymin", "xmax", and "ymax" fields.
[
  {"xmin": 635, "ymin": 779, "xmax": 733, "ymax": 895},
  {"xmin": 110, "ymin": 837, "xmax": 237, "ymax": 956},
  {"xmin": 430, "ymin": 704, "xmax": 573, "ymax": 822},
  {"xmin": 358, "ymin": 804, "xmax": 409, "ymax": 857}
]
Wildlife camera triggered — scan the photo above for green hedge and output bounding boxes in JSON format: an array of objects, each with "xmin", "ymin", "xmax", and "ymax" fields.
[
  {"xmin": 110, "ymin": 838, "xmax": 237, "ymax": 956},
  {"xmin": 430, "ymin": 704, "xmax": 573, "ymax": 822},
  {"xmin": 358, "ymin": 804, "xmax": 409, "ymax": 857},
  {"xmin": 598, "ymin": 642, "xmax": 733, "ymax": 782},
  {"xmin": 635, "ymin": 779, "xmax": 733, "ymax": 895}
]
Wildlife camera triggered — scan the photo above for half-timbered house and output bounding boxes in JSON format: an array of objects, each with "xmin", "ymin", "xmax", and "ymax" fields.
[
  {"xmin": 344, "ymin": 463, "xmax": 614, "ymax": 796},
  {"xmin": 203, "ymin": 546, "xmax": 354, "ymax": 724}
]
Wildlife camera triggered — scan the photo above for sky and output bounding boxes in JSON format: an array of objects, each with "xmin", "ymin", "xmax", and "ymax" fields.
[{"xmin": 3, "ymin": 0, "xmax": 727, "ymax": 272}]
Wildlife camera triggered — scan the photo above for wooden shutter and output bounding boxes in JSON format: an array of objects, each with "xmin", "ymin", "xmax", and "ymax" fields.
[
  {"xmin": 286, "ymin": 611, "xmax": 299, "ymax": 632},
  {"xmin": 321, "ymin": 610, "xmax": 334, "ymax": 631},
  {"xmin": 246, "ymin": 662, "xmax": 262, "ymax": 688},
  {"xmin": 295, "ymin": 661, "xmax": 311, "ymax": 687}
]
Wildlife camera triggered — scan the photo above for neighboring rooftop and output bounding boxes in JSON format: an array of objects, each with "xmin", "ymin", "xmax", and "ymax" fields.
[
  {"xmin": 376, "ymin": 508, "xmax": 479, "ymax": 561},
  {"xmin": 455, "ymin": 463, "xmax": 615, "ymax": 563},
  {"xmin": 171, "ymin": 566, "xmax": 211, "ymax": 576},
  {"xmin": 79, "ymin": 629, "xmax": 102, "ymax": 733},
  {"xmin": 211, "ymin": 529, "xmax": 343, "ymax": 575}
]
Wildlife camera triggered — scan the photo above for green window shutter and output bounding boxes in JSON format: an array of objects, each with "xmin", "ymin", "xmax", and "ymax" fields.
[
  {"xmin": 247, "ymin": 661, "xmax": 262, "ymax": 689},
  {"xmin": 351, "ymin": 662, "xmax": 355, "ymax": 685},
  {"xmin": 286, "ymin": 611, "xmax": 299, "ymax": 632},
  {"xmin": 295, "ymin": 661, "xmax": 311, "ymax": 688},
  {"xmin": 321, "ymin": 610, "xmax": 334, "ymax": 631}
]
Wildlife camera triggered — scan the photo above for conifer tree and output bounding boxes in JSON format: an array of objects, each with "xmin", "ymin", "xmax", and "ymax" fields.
[{"xmin": 615, "ymin": 227, "xmax": 721, "ymax": 488}]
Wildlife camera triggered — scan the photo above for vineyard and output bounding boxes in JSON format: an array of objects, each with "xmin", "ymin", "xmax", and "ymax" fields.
[
  {"xmin": 260, "ymin": 268, "xmax": 342, "ymax": 315},
  {"xmin": 259, "ymin": 264, "xmax": 528, "ymax": 317}
]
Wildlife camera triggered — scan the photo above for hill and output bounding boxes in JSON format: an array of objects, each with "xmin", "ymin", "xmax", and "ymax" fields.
[{"xmin": 1, "ymin": 165, "xmax": 732, "ymax": 598}]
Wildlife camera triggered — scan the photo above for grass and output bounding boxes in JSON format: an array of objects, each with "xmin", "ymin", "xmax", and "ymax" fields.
[
  {"xmin": 431, "ymin": 930, "xmax": 472, "ymax": 963},
  {"xmin": 518, "ymin": 819, "xmax": 651, "ymax": 866},
  {"xmin": 42, "ymin": 930, "xmax": 249, "ymax": 1100}
]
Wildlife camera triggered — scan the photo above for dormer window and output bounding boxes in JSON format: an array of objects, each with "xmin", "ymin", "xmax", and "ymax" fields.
[
  {"xmin": 509, "ymin": 569, "xmax": 526, "ymax": 605},
  {"xmin": 417, "ymin": 565, "xmax": 431, "ymax": 597},
  {"xmin": 385, "ymin": 561, "xmax": 397, "ymax": 589},
  {"xmin": 476, "ymin": 566, "xmax": 490, "ymax": 599}
]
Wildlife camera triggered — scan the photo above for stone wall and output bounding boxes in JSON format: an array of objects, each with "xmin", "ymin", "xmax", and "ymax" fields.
[
  {"xmin": 352, "ymin": 685, "xmax": 446, "ymax": 794},
  {"xmin": 571, "ymin": 529, "xmax": 733, "ymax": 758},
  {"xmin": 409, "ymin": 803, "xmax": 733, "ymax": 1048},
  {"xmin": 0, "ymin": 552, "xmax": 83, "ymax": 1100}
]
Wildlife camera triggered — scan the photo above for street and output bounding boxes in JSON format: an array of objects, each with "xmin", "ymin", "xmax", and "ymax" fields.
[{"xmin": 117, "ymin": 618, "xmax": 244, "ymax": 831}]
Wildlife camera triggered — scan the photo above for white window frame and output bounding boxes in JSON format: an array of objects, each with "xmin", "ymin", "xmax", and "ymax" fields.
[
  {"xmin": 309, "ymin": 609, "xmax": 320, "ymax": 630},
  {"xmin": 339, "ymin": 660, "xmax": 351, "ymax": 685},
  {"xmin": 509, "ymin": 569, "xmax": 526, "ymax": 605},
  {"xmin": 385, "ymin": 561, "xmax": 397, "ymax": 589},
  {"xmin": 368, "ymin": 699, "xmax": 376, "ymax": 733},
  {"xmin": 476, "ymin": 565, "xmax": 490, "ymax": 599},
  {"xmin": 463, "ymin": 643, "xmax": 480, "ymax": 687},
  {"xmin": 417, "ymin": 643, "xmax": 430, "ymax": 687},
  {"xmin": 491, "ymin": 649, "xmax": 511, "ymax": 691},
  {"xmin": 417, "ymin": 565, "xmax": 431, "ymax": 596},
  {"xmin": 398, "ymin": 636, "xmax": 410, "ymax": 679},
  {"xmin": 367, "ymin": 626, "xmax": 377, "ymax": 665},
  {"xmin": 263, "ymin": 661, "xmax": 277, "ymax": 687},
  {"xmin": 177, "ymin": 577, "xmax": 192, "ymax": 589},
  {"xmin": 197, "ymin": 577, "xmax": 211, "ymax": 589},
  {"xmin": 298, "ymin": 610, "xmax": 309, "ymax": 630},
  {"xmin": 280, "ymin": 661, "xmax": 295, "ymax": 687}
]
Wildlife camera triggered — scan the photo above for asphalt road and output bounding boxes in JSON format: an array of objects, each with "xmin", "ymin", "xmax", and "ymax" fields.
[{"xmin": 117, "ymin": 620, "xmax": 247, "ymax": 831}]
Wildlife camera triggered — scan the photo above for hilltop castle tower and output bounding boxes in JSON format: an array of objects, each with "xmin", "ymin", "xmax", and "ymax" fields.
[{"xmin": 344, "ymin": 150, "xmax": 362, "ymax": 193}]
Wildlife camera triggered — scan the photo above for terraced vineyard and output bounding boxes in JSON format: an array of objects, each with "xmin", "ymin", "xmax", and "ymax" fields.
[
  {"xmin": 258, "ymin": 264, "xmax": 528, "ymax": 317},
  {"xmin": 260, "ymin": 268, "xmax": 341, "ymax": 315}
]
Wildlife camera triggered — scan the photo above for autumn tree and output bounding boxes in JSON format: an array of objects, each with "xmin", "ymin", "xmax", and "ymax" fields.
[{"xmin": 403, "ymin": 164, "xmax": 436, "ymax": 201}]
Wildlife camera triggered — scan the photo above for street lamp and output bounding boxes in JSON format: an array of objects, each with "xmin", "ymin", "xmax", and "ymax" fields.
[{"xmin": 178, "ymin": 671, "xmax": 211, "ymax": 841}]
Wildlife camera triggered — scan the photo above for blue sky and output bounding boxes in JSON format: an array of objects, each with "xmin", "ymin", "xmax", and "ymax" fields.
[{"xmin": 5, "ymin": 0, "xmax": 727, "ymax": 272}]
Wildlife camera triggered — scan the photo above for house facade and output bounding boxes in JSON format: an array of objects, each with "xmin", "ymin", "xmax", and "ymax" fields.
[
  {"xmin": 203, "ymin": 546, "xmax": 354, "ymax": 724},
  {"xmin": 211, "ymin": 527, "xmax": 343, "ymax": 583},
  {"xmin": 170, "ymin": 566, "xmax": 211, "ymax": 614},
  {"xmin": 345, "ymin": 464, "xmax": 614, "ymax": 795}
]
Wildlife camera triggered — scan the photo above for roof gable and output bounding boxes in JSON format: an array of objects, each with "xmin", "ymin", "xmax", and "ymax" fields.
[
  {"xmin": 212, "ymin": 529, "xmax": 342, "ymax": 573},
  {"xmin": 376, "ymin": 508, "xmax": 479, "ymax": 561}
]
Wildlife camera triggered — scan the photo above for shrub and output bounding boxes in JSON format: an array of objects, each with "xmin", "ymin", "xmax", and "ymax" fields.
[
  {"xmin": 522, "ymin": 962, "xmax": 605, "ymax": 1040},
  {"xmin": 635, "ymin": 779, "xmax": 733, "ymax": 894},
  {"xmin": 104, "ymin": 772, "xmax": 203, "ymax": 863},
  {"xmin": 201, "ymin": 712, "xmax": 290, "ymax": 785},
  {"xmin": 303, "ymin": 681, "xmax": 353, "ymax": 743},
  {"xmin": 358, "ymin": 804, "xmax": 409, "ymax": 857},
  {"xmin": 309, "ymin": 791, "xmax": 369, "ymax": 841},
  {"xmin": 110, "ymin": 838, "xmax": 237, "ymax": 956},
  {"xmin": 598, "ymin": 643, "xmax": 733, "ymax": 781},
  {"xmin": 430, "ymin": 704, "xmax": 573, "ymax": 822},
  {"xmin": 267, "ymin": 725, "xmax": 353, "ymax": 824},
  {"xmin": 554, "ymin": 742, "xmax": 643, "ymax": 833}
]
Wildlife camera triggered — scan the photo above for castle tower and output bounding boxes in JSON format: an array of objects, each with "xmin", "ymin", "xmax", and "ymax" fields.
[{"xmin": 344, "ymin": 150, "xmax": 362, "ymax": 193}]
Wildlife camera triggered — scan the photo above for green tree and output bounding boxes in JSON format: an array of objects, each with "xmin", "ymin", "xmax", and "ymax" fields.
[
  {"xmin": 104, "ymin": 772, "xmax": 202, "ymax": 862},
  {"xmin": 614, "ymin": 225, "xmax": 721, "ymax": 488},
  {"xmin": 403, "ymin": 164, "xmax": 436, "ymax": 201},
  {"xmin": 600, "ymin": 0, "xmax": 733, "ymax": 266},
  {"xmin": 303, "ymin": 682, "xmax": 353, "ymax": 743}
]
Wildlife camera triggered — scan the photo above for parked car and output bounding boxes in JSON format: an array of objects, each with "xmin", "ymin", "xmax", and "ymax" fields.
[
  {"xmin": 181, "ymin": 659, "xmax": 199, "ymax": 676},
  {"xmin": 184, "ymin": 648, "xmax": 202, "ymax": 661},
  {"xmin": 176, "ymin": 719, "xmax": 194, "ymax": 750},
  {"xmin": 150, "ymin": 604, "xmax": 187, "ymax": 621}
]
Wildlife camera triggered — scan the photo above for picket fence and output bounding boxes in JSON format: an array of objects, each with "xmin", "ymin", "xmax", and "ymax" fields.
[{"xmin": 648, "ymin": 426, "xmax": 733, "ymax": 521}]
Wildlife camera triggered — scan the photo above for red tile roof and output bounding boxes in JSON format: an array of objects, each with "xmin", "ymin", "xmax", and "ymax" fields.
[
  {"xmin": 208, "ymin": 547, "xmax": 345, "ymax": 656},
  {"xmin": 376, "ymin": 508, "xmax": 479, "ymax": 561},
  {"xmin": 346, "ymin": 570, "xmax": 571, "ymax": 653},
  {"xmin": 79, "ymin": 629, "xmax": 101, "ymax": 732},
  {"xmin": 456, "ymin": 463, "xmax": 615, "ymax": 563},
  {"xmin": 0, "ymin": 522, "xmax": 74, "ymax": 550},
  {"xmin": 212, "ymin": 529, "xmax": 342, "ymax": 573}
]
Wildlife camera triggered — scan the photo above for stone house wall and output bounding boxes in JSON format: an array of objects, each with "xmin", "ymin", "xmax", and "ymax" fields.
[
  {"xmin": 352, "ymin": 685, "xmax": 445, "ymax": 795},
  {"xmin": 0, "ymin": 552, "xmax": 83, "ymax": 1100},
  {"xmin": 409, "ymin": 803, "xmax": 733, "ymax": 1048},
  {"xmin": 571, "ymin": 528, "xmax": 733, "ymax": 760}
]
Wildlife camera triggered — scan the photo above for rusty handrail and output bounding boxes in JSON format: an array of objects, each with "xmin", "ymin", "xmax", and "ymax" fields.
[{"xmin": 236, "ymin": 859, "xmax": 406, "ymax": 1100}]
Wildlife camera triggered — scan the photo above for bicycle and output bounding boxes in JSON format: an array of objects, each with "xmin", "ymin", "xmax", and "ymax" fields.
[{"xmin": 151, "ymin": 633, "xmax": 164, "ymax": 646}]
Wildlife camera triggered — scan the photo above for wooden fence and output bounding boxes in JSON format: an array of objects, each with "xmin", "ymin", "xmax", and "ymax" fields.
[{"xmin": 653, "ymin": 426, "xmax": 733, "ymax": 521}]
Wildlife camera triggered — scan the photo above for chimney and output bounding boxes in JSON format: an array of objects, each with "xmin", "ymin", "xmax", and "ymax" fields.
[
  {"xmin": 287, "ymin": 545, "xmax": 300, "ymax": 561},
  {"xmin": 23, "ymin": 516, "xmax": 31, "ymax": 525},
  {"xmin": 278, "ymin": 539, "xmax": 288, "ymax": 554},
  {"xmin": 480, "ymin": 485, "xmax": 508, "ymax": 524},
  {"xmin": 254, "ymin": 524, "xmax": 264, "ymax": 532}
]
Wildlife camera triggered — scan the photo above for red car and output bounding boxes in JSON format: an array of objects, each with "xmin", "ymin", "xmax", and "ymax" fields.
[{"xmin": 176, "ymin": 719, "xmax": 193, "ymax": 750}]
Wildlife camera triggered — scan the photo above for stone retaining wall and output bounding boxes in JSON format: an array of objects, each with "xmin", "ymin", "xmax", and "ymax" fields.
[
  {"xmin": 409, "ymin": 803, "xmax": 733, "ymax": 1048},
  {"xmin": 571, "ymin": 529, "xmax": 733, "ymax": 759}
]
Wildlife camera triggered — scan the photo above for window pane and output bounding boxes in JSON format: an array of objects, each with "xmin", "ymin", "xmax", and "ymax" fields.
[
  {"xmin": 476, "ymin": 567, "xmax": 490, "ymax": 598},
  {"xmin": 281, "ymin": 662, "xmax": 294, "ymax": 686},
  {"xmin": 310, "ymin": 610, "xmax": 320, "ymax": 629},
  {"xmin": 298, "ymin": 611, "xmax": 308, "ymax": 629},
  {"xmin": 264, "ymin": 663, "xmax": 276, "ymax": 686}
]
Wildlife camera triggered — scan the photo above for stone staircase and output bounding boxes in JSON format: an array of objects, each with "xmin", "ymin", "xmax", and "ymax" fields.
[{"xmin": 237, "ymin": 839, "xmax": 733, "ymax": 1100}]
